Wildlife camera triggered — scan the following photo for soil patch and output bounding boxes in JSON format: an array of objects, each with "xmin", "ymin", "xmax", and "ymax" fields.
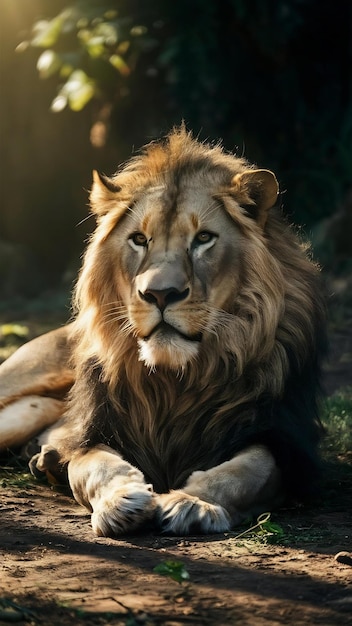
[
  {"xmin": 0, "ymin": 308, "xmax": 352, "ymax": 625},
  {"xmin": 1, "ymin": 472, "xmax": 351, "ymax": 626}
]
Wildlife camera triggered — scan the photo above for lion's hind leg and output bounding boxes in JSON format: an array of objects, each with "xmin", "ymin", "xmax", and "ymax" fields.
[
  {"xmin": 0, "ymin": 325, "xmax": 74, "ymax": 451},
  {"xmin": 156, "ymin": 445, "xmax": 282, "ymax": 535},
  {"xmin": 0, "ymin": 395, "xmax": 65, "ymax": 451},
  {"xmin": 67, "ymin": 445, "xmax": 156, "ymax": 536}
]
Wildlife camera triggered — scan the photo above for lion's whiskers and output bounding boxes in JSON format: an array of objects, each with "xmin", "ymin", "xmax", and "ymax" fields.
[
  {"xmin": 193, "ymin": 304, "xmax": 234, "ymax": 339},
  {"xmin": 119, "ymin": 321, "xmax": 135, "ymax": 337},
  {"xmin": 102, "ymin": 311, "xmax": 128, "ymax": 322},
  {"xmin": 100, "ymin": 305, "xmax": 134, "ymax": 336},
  {"xmin": 100, "ymin": 302, "xmax": 126, "ymax": 312},
  {"xmin": 198, "ymin": 200, "xmax": 220, "ymax": 222}
]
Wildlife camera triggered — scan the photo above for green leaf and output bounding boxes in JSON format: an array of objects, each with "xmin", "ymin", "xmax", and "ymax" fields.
[
  {"xmin": 94, "ymin": 22, "xmax": 118, "ymax": 46},
  {"xmin": 68, "ymin": 82, "xmax": 95, "ymax": 111},
  {"xmin": 109, "ymin": 54, "xmax": 130, "ymax": 76},
  {"xmin": 232, "ymin": 512, "xmax": 285, "ymax": 545},
  {"xmin": 36, "ymin": 50, "xmax": 61, "ymax": 79},
  {"xmin": 255, "ymin": 513, "xmax": 285, "ymax": 542},
  {"xmin": 62, "ymin": 70, "xmax": 96, "ymax": 111},
  {"xmin": 50, "ymin": 94, "xmax": 68, "ymax": 113},
  {"xmin": 1, "ymin": 324, "xmax": 29, "ymax": 338},
  {"xmin": 60, "ymin": 63, "xmax": 74, "ymax": 79},
  {"xmin": 31, "ymin": 16, "xmax": 63, "ymax": 48},
  {"xmin": 104, "ymin": 10, "xmax": 118, "ymax": 20},
  {"xmin": 153, "ymin": 560, "xmax": 190, "ymax": 584},
  {"xmin": 130, "ymin": 25, "xmax": 148, "ymax": 37},
  {"xmin": 85, "ymin": 36, "xmax": 105, "ymax": 59}
]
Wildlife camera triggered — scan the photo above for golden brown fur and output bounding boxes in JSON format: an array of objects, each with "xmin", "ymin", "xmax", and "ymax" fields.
[
  {"xmin": 0, "ymin": 127, "xmax": 326, "ymax": 536},
  {"xmin": 79, "ymin": 141, "xmax": 308, "ymax": 374},
  {"xmin": 64, "ymin": 128, "xmax": 323, "ymax": 454}
]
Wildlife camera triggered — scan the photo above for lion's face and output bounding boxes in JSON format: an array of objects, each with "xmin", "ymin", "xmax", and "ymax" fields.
[
  {"xmin": 104, "ymin": 182, "xmax": 243, "ymax": 369},
  {"xmin": 79, "ymin": 128, "xmax": 280, "ymax": 373}
]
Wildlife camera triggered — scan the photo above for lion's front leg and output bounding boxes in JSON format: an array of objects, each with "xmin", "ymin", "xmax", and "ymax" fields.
[
  {"xmin": 67, "ymin": 444, "xmax": 155, "ymax": 536},
  {"xmin": 157, "ymin": 445, "xmax": 282, "ymax": 535}
]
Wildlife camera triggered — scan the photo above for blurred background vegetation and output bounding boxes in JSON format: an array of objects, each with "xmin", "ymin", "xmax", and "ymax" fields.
[{"xmin": 0, "ymin": 0, "xmax": 351, "ymax": 312}]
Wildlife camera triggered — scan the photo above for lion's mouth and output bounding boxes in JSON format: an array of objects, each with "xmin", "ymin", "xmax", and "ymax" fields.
[{"xmin": 143, "ymin": 322, "xmax": 202, "ymax": 343}]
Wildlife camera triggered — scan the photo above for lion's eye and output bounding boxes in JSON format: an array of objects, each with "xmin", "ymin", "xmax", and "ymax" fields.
[
  {"xmin": 195, "ymin": 231, "xmax": 215, "ymax": 244},
  {"xmin": 130, "ymin": 232, "xmax": 148, "ymax": 247}
]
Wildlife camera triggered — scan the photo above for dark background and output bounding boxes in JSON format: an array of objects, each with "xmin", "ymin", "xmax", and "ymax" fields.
[{"xmin": 0, "ymin": 0, "xmax": 351, "ymax": 305}]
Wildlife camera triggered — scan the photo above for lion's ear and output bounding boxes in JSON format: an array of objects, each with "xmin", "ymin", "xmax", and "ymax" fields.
[
  {"xmin": 90, "ymin": 170, "xmax": 122, "ymax": 216},
  {"xmin": 231, "ymin": 169, "xmax": 279, "ymax": 227}
]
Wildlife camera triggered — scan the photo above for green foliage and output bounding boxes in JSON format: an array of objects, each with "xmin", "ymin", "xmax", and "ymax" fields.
[
  {"xmin": 232, "ymin": 512, "xmax": 285, "ymax": 546},
  {"xmin": 0, "ymin": 323, "xmax": 29, "ymax": 340},
  {"xmin": 16, "ymin": 0, "xmax": 351, "ymax": 227},
  {"xmin": 0, "ymin": 324, "xmax": 29, "ymax": 361},
  {"xmin": 153, "ymin": 560, "xmax": 190, "ymax": 584},
  {"xmin": 322, "ymin": 387, "xmax": 352, "ymax": 456},
  {"xmin": 17, "ymin": 2, "xmax": 152, "ymax": 112},
  {"xmin": 0, "ymin": 463, "xmax": 35, "ymax": 489}
]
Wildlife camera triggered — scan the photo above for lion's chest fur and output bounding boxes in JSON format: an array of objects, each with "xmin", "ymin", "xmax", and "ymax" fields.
[{"xmin": 81, "ymin": 360, "xmax": 264, "ymax": 493}]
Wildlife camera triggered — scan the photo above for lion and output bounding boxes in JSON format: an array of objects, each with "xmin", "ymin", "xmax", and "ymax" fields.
[{"xmin": 0, "ymin": 126, "xmax": 326, "ymax": 536}]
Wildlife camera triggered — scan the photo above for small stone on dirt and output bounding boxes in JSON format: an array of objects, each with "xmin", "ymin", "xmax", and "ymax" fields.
[{"xmin": 334, "ymin": 551, "xmax": 352, "ymax": 566}]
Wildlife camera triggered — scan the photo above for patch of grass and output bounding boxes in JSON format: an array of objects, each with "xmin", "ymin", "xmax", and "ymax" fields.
[
  {"xmin": 282, "ymin": 526, "xmax": 335, "ymax": 545},
  {"xmin": 229, "ymin": 512, "xmax": 285, "ymax": 548},
  {"xmin": 0, "ymin": 467, "xmax": 35, "ymax": 489},
  {"xmin": 321, "ymin": 386, "xmax": 352, "ymax": 456},
  {"xmin": 228, "ymin": 512, "xmax": 340, "ymax": 550},
  {"xmin": 0, "ymin": 453, "xmax": 35, "ymax": 489}
]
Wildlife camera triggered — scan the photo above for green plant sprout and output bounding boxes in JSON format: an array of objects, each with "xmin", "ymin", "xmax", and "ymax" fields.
[
  {"xmin": 232, "ymin": 512, "xmax": 285, "ymax": 544},
  {"xmin": 153, "ymin": 560, "xmax": 190, "ymax": 584}
]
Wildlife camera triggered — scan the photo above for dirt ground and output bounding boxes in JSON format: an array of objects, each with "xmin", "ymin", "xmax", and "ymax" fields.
[{"xmin": 0, "ymin": 303, "xmax": 352, "ymax": 626}]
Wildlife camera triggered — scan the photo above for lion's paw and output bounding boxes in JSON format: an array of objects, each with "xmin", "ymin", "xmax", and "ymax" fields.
[
  {"xmin": 91, "ymin": 482, "xmax": 155, "ymax": 537},
  {"xmin": 156, "ymin": 491, "xmax": 231, "ymax": 535}
]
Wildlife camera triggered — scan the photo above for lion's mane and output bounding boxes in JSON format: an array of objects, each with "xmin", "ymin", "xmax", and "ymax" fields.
[{"xmin": 61, "ymin": 127, "xmax": 326, "ymax": 497}]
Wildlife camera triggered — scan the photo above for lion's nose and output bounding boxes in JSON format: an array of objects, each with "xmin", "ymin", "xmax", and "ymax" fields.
[{"xmin": 139, "ymin": 287, "xmax": 189, "ymax": 312}]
